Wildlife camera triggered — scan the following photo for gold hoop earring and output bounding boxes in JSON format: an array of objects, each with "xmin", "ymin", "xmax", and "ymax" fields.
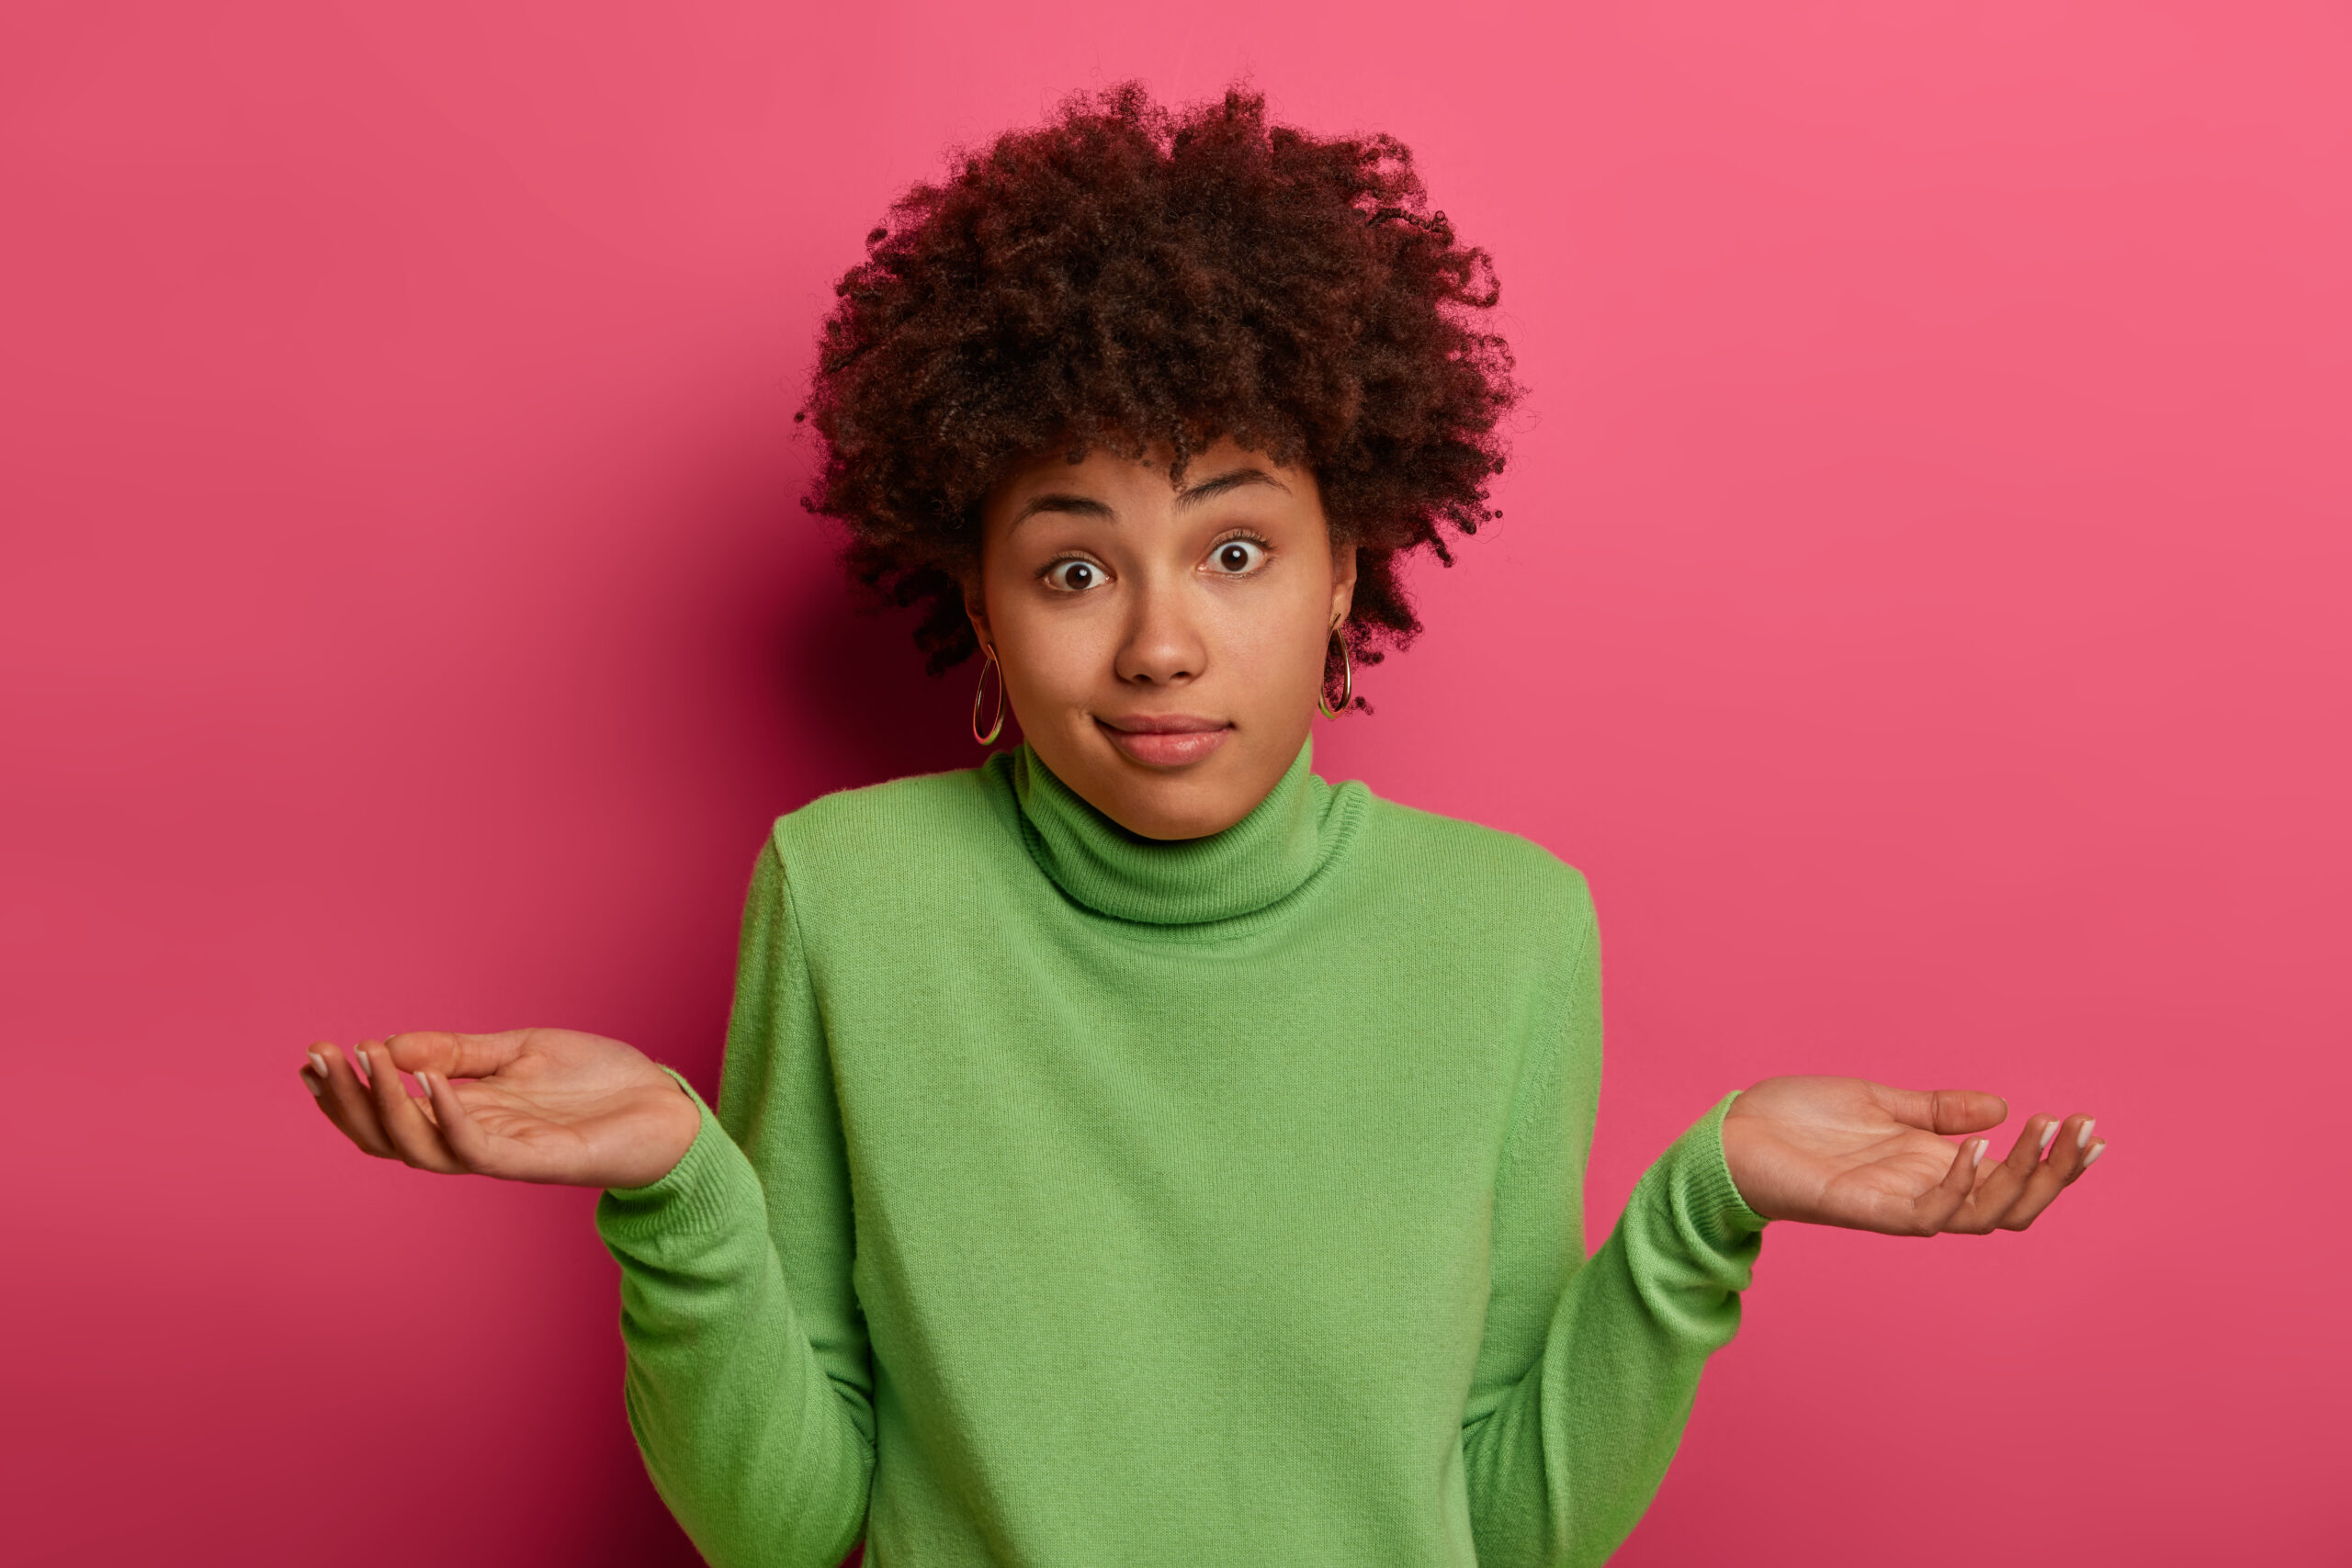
[
  {"xmin": 972, "ymin": 643, "xmax": 1006, "ymax": 746},
  {"xmin": 1317, "ymin": 630, "xmax": 1353, "ymax": 719}
]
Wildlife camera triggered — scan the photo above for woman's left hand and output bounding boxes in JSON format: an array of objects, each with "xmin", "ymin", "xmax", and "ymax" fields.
[{"xmin": 1720, "ymin": 1076, "xmax": 2106, "ymax": 1235}]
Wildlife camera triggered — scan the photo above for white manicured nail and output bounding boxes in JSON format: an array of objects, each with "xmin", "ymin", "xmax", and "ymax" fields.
[
  {"xmin": 2037, "ymin": 1121, "xmax": 2059, "ymax": 1155},
  {"xmin": 2082, "ymin": 1142, "xmax": 2105, "ymax": 1168},
  {"xmin": 2076, "ymin": 1118, "xmax": 2097, "ymax": 1150},
  {"xmin": 1973, "ymin": 1139, "xmax": 1990, "ymax": 1166}
]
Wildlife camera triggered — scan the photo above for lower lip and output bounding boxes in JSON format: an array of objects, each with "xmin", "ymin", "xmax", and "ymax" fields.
[{"xmin": 1100, "ymin": 723, "xmax": 1230, "ymax": 766}]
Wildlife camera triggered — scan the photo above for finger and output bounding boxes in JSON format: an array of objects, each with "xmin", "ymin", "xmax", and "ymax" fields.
[
  {"xmin": 309, "ymin": 1042, "xmax": 398, "ymax": 1158},
  {"xmin": 345, "ymin": 1040, "xmax": 439, "ymax": 1125},
  {"xmin": 1911, "ymin": 1134, "xmax": 1992, "ymax": 1235},
  {"xmin": 1994, "ymin": 1112, "xmax": 2064, "ymax": 1187},
  {"xmin": 419, "ymin": 1071, "xmax": 504, "ymax": 1176},
  {"xmin": 380, "ymin": 1030, "xmax": 534, "ymax": 1081},
  {"xmin": 1998, "ymin": 1113, "xmax": 2103, "ymax": 1231},
  {"xmin": 297, "ymin": 1049, "xmax": 381, "ymax": 1154},
  {"xmin": 1953, "ymin": 1114, "xmax": 2063, "ymax": 1232},
  {"xmin": 360, "ymin": 1043, "xmax": 466, "ymax": 1174},
  {"xmin": 1872, "ymin": 1084, "xmax": 2008, "ymax": 1135}
]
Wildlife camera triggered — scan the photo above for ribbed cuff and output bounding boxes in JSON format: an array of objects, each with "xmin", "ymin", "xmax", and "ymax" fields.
[
  {"xmin": 1669, "ymin": 1091, "xmax": 1771, "ymax": 1248},
  {"xmin": 596, "ymin": 1068, "xmax": 763, "ymax": 1247}
]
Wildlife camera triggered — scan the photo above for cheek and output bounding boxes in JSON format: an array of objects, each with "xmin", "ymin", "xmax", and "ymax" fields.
[
  {"xmin": 992, "ymin": 601, "xmax": 1110, "ymax": 705},
  {"xmin": 1230, "ymin": 575, "xmax": 1336, "ymax": 660}
]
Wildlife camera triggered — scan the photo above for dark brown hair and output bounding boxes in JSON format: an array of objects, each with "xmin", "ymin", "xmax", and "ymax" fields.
[{"xmin": 797, "ymin": 83, "xmax": 1519, "ymax": 693}]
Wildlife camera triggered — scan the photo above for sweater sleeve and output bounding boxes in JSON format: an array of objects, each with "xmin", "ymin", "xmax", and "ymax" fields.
[
  {"xmin": 1460, "ymin": 905, "xmax": 1768, "ymax": 1568},
  {"xmin": 595, "ymin": 837, "xmax": 874, "ymax": 1568}
]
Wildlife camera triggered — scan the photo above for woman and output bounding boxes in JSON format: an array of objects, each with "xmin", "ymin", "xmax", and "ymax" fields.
[{"xmin": 296, "ymin": 85, "xmax": 2103, "ymax": 1568}]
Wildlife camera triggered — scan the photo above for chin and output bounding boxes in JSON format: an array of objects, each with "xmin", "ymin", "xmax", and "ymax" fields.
[{"xmin": 1109, "ymin": 772, "xmax": 1257, "ymax": 841}]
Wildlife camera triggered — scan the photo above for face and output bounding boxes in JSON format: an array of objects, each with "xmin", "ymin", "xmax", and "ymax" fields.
[{"xmin": 968, "ymin": 437, "xmax": 1357, "ymax": 840}]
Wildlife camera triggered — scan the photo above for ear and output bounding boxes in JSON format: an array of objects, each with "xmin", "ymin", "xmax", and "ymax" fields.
[
  {"xmin": 961, "ymin": 568, "xmax": 992, "ymax": 655},
  {"xmin": 1328, "ymin": 540, "xmax": 1359, "ymax": 629}
]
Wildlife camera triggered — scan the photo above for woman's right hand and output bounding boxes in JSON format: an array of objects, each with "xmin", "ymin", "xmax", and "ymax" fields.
[{"xmin": 298, "ymin": 1029, "xmax": 704, "ymax": 1189}]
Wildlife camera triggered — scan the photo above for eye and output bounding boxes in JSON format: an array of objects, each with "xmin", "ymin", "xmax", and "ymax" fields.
[
  {"xmin": 1042, "ymin": 558, "xmax": 1105, "ymax": 592},
  {"xmin": 1205, "ymin": 536, "xmax": 1269, "ymax": 575}
]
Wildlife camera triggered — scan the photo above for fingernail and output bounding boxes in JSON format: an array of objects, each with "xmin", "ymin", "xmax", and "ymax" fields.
[
  {"xmin": 1973, "ymin": 1139, "xmax": 1990, "ymax": 1166},
  {"xmin": 2037, "ymin": 1120, "xmax": 2059, "ymax": 1156},
  {"xmin": 2082, "ymin": 1141, "xmax": 2106, "ymax": 1168},
  {"xmin": 300, "ymin": 1066, "xmax": 323, "ymax": 1097},
  {"xmin": 2076, "ymin": 1117, "xmax": 2097, "ymax": 1150}
]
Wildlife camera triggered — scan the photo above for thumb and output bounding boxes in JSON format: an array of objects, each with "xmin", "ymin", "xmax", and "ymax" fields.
[
  {"xmin": 381, "ymin": 1030, "xmax": 532, "ymax": 1079},
  {"xmin": 1871, "ymin": 1083, "xmax": 2008, "ymax": 1134}
]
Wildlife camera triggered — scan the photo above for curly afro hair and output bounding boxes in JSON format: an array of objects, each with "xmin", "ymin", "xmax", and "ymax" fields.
[{"xmin": 797, "ymin": 83, "xmax": 1520, "ymax": 694}]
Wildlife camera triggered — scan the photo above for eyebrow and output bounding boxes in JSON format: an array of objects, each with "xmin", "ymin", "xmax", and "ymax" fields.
[
  {"xmin": 1008, "ymin": 466, "xmax": 1290, "ymax": 528},
  {"xmin": 1011, "ymin": 492, "xmax": 1115, "ymax": 527},
  {"xmin": 1175, "ymin": 467, "xmax": 1289, "ymax": 509}
]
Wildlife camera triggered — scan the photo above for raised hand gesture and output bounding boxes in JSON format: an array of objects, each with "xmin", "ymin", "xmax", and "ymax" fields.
[
  {"xmin": 298, "ymin": 1029, "xmax": 702, "ymax": 1189},
  {"xmin": 1721, "ymin": 1075, "xmax": 2106, "ymax": 1235}
]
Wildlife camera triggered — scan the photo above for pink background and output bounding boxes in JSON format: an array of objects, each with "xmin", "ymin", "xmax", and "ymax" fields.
[{"xmin": 5, "ymin": 2, "xmax": 2346, "ymax": 1562}]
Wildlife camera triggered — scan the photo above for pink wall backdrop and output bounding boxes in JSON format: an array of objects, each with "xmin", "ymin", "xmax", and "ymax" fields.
[{"xmin": 5, "ymin": 2, "xmax": 2346, "ymax": 1562}]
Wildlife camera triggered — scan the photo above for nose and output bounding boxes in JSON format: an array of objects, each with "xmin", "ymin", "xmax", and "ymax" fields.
[{"xmin": 1114, "ymin": 570, "xmax": 1205, "ymax": 688}]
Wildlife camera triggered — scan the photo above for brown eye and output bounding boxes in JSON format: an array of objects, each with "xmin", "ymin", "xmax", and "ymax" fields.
[
  {"xmin": 1208, "ymin": 538, "xmax": 1268, "ymax": 575},
  {"xmin": 1044, "ymin": 558, "xmax": 1101, "ymax": 592}
]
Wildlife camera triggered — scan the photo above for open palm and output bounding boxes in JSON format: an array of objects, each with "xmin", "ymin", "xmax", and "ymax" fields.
[
  {"xmin": 299, "ymin": 1028, "xmax": 702, "ymax": 1189},
  {"xmin": 1722, "ymin": 1075, "xmax": 2104, "ymax": 1235}
]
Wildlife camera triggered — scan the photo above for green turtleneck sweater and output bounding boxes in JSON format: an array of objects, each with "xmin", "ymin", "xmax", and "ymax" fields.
[{"xmin": 596, "ymin": 742, "xmax": 1767, "ymax": 1568}]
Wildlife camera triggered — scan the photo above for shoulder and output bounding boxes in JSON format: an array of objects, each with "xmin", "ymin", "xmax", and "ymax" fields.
[
  {"xmin": 768, "ymin": 764, "xmax": 1007, "ymax": 878},
  {"xmin": 749, "ymin": 765, "xmax": 1015, "ymax": 939},
  {"xmin": 1352, "ymin": 790, "xmax": 1594, "ymax": 930}
]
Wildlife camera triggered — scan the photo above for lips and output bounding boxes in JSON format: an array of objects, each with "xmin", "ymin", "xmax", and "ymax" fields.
[{"xmin": 1094, "ymin": 713, "xmax": 1232, "ymax": 767}]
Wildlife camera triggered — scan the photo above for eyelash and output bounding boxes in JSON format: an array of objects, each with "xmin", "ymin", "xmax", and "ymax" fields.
[
  {"xmin": 1035, "ymin": 533, "xmax": 1273, "ymax": 592},
  {"xmin": 1204, "ymin": 533, "xmax": 1272, "ymax": 575},
  {"xmin": 1039, "ymin": 555, "xmax": 1106, "ymax": 592}
]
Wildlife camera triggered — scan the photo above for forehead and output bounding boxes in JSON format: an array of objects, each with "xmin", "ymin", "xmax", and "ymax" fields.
[{"xmin": 989, "ymin": 437, "xmax": 1317, "ymax": 512}]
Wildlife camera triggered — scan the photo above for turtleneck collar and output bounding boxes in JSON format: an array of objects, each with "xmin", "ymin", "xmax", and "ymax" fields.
[{"xmin": 1003, "ymin": 739, "xmax": 1354, "ymax": 926}]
